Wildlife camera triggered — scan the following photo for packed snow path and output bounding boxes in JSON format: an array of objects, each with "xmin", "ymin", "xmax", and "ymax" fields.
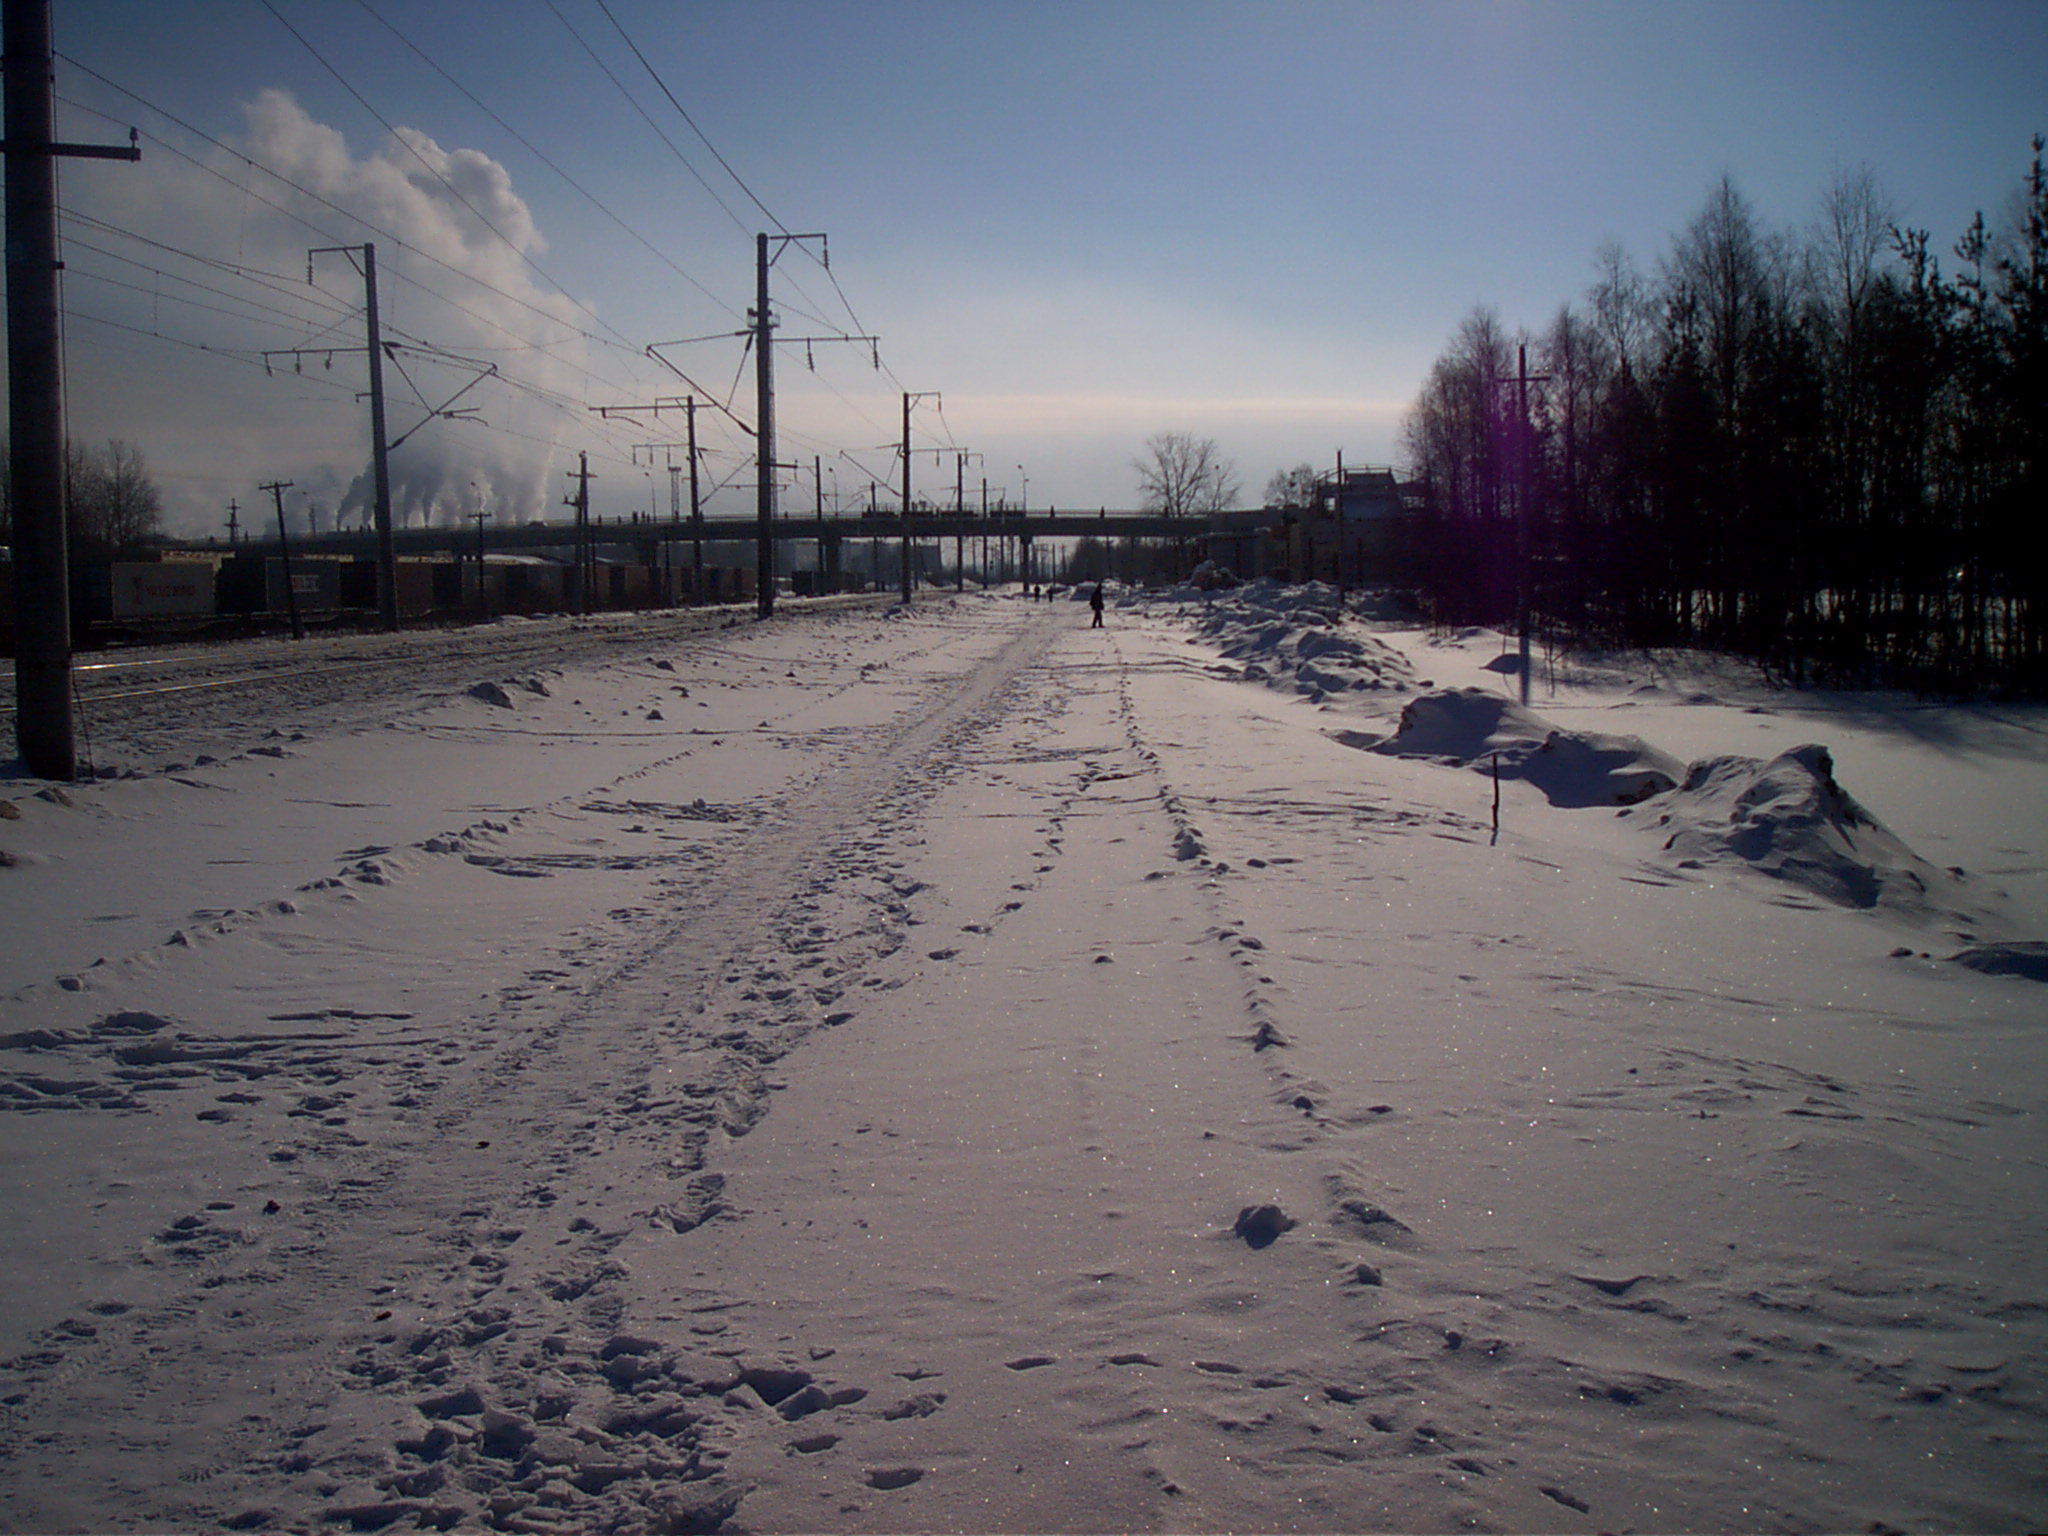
[{"xmin": 1, "ymin": 593, "xmax": 2041, "ymax": 1533}]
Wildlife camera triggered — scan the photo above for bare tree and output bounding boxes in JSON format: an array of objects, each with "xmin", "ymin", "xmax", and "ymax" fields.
[
  {"xmin": 1813, "ymin": 164, "xmax": 1897, "ymax": 330},
  {"xmin": 1262, "ymin": 462, "xmax": 1318, "ymax": 510},
  {"xmin": 1135, "ymin": 431, "xmax": 1238, "ymax": 519},
  {"xmin": 1589, "ymin": 240, "xmax": 1651, "ymax": 382},
  {"xmin": 1663, "ymin": 174, "xmax": 1775, "ymax": 419},
  {"xmin": 67, "ymin": 438, "xmax": 164, "ymax": 558}
]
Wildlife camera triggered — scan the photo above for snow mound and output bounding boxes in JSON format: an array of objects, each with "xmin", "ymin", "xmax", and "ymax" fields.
[
  {"xmin": 1949, "ymin": 941, "xmax": 2048, "ymax": 982},
  {"xmin": 1175, "ymin": 581, "xmax": 1417, "ymax": 697},
  {"xmin": 1631, "ymin": 744, "xmax": 1974, "ymax": 919},
  {"xmin": 1368, "ymin": 687, "xmax": 1683, "ymax": 808}
]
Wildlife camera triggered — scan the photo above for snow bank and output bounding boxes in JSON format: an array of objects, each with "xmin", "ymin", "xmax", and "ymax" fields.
[
  {"xmin": 1165, "ymin": 579, "xmax": 1419, "ymax": 698},
  {"xmin": 1366, "ymin": 686, "xmax": 1684, "ymax": 808}
]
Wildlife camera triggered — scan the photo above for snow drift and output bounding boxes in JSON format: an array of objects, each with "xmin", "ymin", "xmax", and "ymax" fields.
[
  {"xmin": 1623, "ymin": 743, "xmax": 1990, "ymax": 925},
  {"xmin": 1365, "ymin": 686, "xmax": 1684, "ymax": 808},
  {"xmin": 1352, "ymin": 688, "xmax": 2000, "ymax": 928},
  {"xmin": 1179, "ymin": 580, "xmax": 1418, "ymax": 698}
]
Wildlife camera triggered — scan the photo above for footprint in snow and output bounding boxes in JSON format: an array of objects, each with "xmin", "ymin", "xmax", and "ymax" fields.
[{"xmin": 867, "ymin": 1466, "xmax": 924, "ymax": 1490}]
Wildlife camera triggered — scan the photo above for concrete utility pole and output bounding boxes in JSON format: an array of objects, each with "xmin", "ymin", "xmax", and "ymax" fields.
[
  {"xmin": 260, "ymin": 480, "xmax": 303, "ymax": 640},
  {"xmin": 899, "ymin": 391, "xmax": 938, "ymax": 604},
  {"xmin": 814, "ymin": 455, "xmax": 827, "ymax": 593},
  {"xmin": 686, "ymin": 395, "xmax": 703, "ymax": 605},
  {"xmin": 309, "ymin": 244, "xmax": 397, "ymax": 630},
  {"xmin": 664, "ymin": 463, "xmax": 680, "ymax": 605},
  {"xmin": 4, "ymin": 0, "xmax": 138, "ymax": 780},
  {"xmin": 363, "ymin": 244, "xmax": 395, "ymax": 629},
  {"xmin": 950, "ymin": 451, "xmax": 981, "ymax": 592},
  {"xmin": 586, "ymin": 394, "xmax": 703, "ymax": 604},
  {"xmin": 565, "ymin": 452, "xmax": 594, "ymax": 614},
  {"xmin": 682, "ymin": 232, "xmax": 859, "ymax": 617},
  {"xmin": 472, "ymin": 509, "xmax": 490, "ymax": 613}
]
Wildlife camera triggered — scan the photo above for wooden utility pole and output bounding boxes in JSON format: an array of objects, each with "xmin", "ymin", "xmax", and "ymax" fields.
[
  {"xmin": 4, "ymin": 0, "xmax": 137, "ymax": 779},
  {"xmin": 260, "ymin": 480, "xmax": 303, "ymax": 640}
]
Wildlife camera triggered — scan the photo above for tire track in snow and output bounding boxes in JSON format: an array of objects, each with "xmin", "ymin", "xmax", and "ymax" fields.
[{"xmin": 0, "ymin": 603, "xmax": 1057, "ymax": 1534}]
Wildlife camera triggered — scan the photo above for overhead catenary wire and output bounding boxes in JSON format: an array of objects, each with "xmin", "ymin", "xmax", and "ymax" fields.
[
  {"xmin": 348, "ymin": 0, "xmax": 741, "ymax": 322},
  {"xmin": 567, "ymin": 0, "xmax": 894, "ymax": 366}
]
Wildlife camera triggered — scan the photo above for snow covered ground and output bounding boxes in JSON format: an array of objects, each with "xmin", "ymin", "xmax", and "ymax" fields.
[{"xmin": 1, "ymin": 588, "xmax": 2042, "ymax": 1533}]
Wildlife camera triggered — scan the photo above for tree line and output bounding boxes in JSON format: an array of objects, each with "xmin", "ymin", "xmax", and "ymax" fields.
[{"xmin": 1401, "ymin": 140, "xmax": 2048, "ymax": 694}]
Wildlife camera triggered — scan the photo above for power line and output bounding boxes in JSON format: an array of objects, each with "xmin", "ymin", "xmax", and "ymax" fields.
[
  {"xmin": 254, "ymin": 0, "xmax": 645, "ymax": 361},
  {"xmin": 593, "ymin": 0, "xmax": 785, "ymax": 236},
  {"xmin": 540, "ymin": 0, "xmax": 754, "ymax": 240},
  {"xmin": 68, "ymin": 192, "xmax": 647, "ymax": 418},
  {"xmin": 55, "ymin": 57, "xmax": 656, "ymax": 383},
  {"xmin": 60, "ymin": 228, "xmax": 360, "ymax": 335},
  {"xmin": 52, "ymin": 28, "xmax": 946, "ymax": 529},
  {"xmin": 349, "ymin": 0, "xmax": 741, "ymax": 322}
]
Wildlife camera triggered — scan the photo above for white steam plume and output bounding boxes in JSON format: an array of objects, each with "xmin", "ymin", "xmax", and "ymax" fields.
[{"xmin": 58, "ymin": 90, "xmax": 597, "ymax": 539}]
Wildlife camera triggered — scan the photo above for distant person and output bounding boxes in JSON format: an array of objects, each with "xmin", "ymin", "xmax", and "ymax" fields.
[{"xmin": 1089, "ymin": 583, "xmax": 1105, "ymax": 627}]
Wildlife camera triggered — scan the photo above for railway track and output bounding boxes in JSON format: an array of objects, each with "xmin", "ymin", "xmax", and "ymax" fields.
[{"xmin": 1, "ymin": 594, "xmax": 895, "ymax": 771}]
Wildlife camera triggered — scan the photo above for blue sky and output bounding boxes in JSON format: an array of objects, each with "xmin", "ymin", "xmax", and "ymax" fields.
[{"xmin": 27, "ymin": 0, "xmax": 2048, "ymax": 536}]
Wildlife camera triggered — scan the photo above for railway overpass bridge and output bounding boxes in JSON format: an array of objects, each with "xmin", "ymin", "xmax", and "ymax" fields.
[{"xmin": 217, "ymin": 507, "xmax": 1270, "ymax": 565}]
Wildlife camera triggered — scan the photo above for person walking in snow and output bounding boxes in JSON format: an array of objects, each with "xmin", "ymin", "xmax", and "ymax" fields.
[{"xmin": 1089, "ymin": 582, "xmax": 1105, "ymax": 627}]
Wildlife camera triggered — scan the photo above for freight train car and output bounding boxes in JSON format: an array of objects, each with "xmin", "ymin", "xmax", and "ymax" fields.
[
  {"xmin": 86, "ymin": 560, "xmax": 217, "ymax": 621},
  {"xmin": 5, "ymin": 552, "xmax": 778, "ymax": 655}
]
